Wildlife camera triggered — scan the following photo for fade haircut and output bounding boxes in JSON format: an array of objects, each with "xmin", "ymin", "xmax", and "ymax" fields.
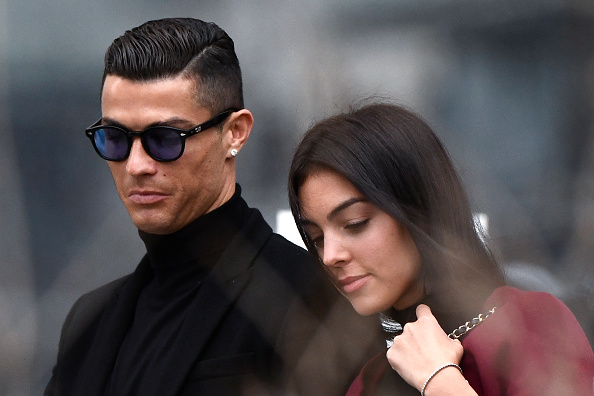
[{"xmin": 102, "ymin": 18, "xmax": 243, "ymax": 114}]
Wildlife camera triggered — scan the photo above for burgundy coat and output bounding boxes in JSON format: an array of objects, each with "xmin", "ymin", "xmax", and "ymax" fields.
[{"xmin": 347, "ymin": 286, "xmax": 594, "ymax": 396}]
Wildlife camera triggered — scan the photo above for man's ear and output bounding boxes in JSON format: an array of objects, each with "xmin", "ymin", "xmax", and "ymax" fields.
[{"xmin": 225, "ymin": 109, "xmax": 253, "ymax": 158}]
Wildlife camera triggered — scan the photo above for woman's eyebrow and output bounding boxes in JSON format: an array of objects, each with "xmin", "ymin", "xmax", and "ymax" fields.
[
  {"xmin": 300, "ymin": 197, "xmax": 367, "ymax": 226},
  {"xmin": 327, "ymin": 197, "xmax": 367, "ymax": 221}
]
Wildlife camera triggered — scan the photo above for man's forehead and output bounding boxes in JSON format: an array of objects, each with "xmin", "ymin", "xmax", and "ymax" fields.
[{"xmin": 100, "ymin": 75, "xmax": 211, "ymax": 129}]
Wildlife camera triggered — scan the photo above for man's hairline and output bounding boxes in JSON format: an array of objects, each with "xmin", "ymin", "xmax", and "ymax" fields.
[{"xmin": 100, "ymin": 72, "xmax": 218, "ymax": 117}]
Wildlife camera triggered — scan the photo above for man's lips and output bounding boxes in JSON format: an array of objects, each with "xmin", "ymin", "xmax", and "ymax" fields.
[
  {"xmin": 127, "ymin": 189, "xmax": 169, "ymax": 204},
  {"xmin": 338, "ymin": 275, "xmax": 369, "ymax": 294}
]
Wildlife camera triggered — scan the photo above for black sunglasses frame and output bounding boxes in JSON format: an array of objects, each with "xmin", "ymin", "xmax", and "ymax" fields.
[{"xmin": 85, "ymin": 108, "xmax": 240, "ymax": 162}]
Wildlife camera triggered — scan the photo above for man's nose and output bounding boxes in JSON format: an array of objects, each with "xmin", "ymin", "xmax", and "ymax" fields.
[{"xmin": 125, "ymin": 138, "xmax": 158, "ymax": 175}]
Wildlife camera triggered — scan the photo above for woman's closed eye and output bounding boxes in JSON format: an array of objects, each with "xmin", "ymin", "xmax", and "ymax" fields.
[
  {"xmin": 345, "ymin": 218, "xmax": 370, "ymax": 232},
  {"xmin": 308, "ymin": 219, "xmax": 370, "ymax": 249}
]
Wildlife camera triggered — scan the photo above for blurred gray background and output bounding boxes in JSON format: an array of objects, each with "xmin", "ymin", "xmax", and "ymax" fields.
[{"xmin": 2, "ymin": 0, "xmax": 594, "ymax": 394}]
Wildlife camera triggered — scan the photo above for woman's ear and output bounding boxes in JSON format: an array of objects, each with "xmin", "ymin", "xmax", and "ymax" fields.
[{"xmin": 225, "ymin": 109, "xmax": 254, "ymax": 158}]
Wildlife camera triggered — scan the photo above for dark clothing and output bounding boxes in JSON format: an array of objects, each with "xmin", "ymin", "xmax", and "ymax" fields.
[
  {"xmin": 46, "ymin": 187, "xmax": 379, "ymax": 396},
  {"xmin": 347, "ymin": 286, "xmax": 594, "ymax": 396},
  {"xmin": 104, "ymin": 188, "xmax": 250, "ymax": 395}
]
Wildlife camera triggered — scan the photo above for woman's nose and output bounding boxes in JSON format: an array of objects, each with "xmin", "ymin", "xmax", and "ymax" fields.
[{"xmin": 321, "ymin": 236, "xmax": 350, "ymax": 267}]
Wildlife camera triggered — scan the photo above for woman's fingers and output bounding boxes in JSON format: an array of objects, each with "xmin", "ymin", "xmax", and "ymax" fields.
[
  {"xmin": 386, "ymin": 304, "xmax": 464, "ymax": 390},
  {"xmin": 416, "ymin": 303, "xmax": 432, "ymax": 318}
]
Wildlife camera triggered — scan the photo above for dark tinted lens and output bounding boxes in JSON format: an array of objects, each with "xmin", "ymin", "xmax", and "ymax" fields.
[
  {"xmin": 144, "ymin": 127, "xmax": 183, "ymax": 161},
  {"xmin": 94, "ymin": 127, "xmax": 129, "ymax": 160}
]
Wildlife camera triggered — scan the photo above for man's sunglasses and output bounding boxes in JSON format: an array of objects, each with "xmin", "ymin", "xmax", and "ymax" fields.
[{"xmin": 85, "ymin": 108, "xmax": 239, "ymax": 162}]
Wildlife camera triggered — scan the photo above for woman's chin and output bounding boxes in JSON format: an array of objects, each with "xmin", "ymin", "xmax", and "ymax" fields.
[{"xmin": 350, "ymin": 300, "xmax": 388, "ymax": 317}]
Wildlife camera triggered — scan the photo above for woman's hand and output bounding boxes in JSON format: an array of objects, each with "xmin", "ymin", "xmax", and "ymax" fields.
[{"xmin": 386, "ymin": 304, "xmax": 474, "ymax": 395}]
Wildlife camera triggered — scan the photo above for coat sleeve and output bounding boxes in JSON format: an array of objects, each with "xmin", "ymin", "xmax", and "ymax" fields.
[{"xmin": 461, "ymin": 286, "xmax": 594, "ymax": 396}]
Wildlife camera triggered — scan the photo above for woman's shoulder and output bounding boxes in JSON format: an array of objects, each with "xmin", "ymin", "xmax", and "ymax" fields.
[
  {"xmin": 461, "ymin": 286, "xmax": 594, "ymax": 396},
  {"xmin": 482, "ymin": 286, "xmax": 586, "ymax": 337},
  {"xmin": 485, "ymin": 285, "xmax": 565, "ymax": 311},
  {"xmin": 466, "ymin": 285, "xmax": 589, "ymax": 349}
]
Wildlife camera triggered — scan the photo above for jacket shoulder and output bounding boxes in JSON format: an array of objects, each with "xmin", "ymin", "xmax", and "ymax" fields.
[
  {"xmin": 259, "ymin": 233, "xmax": 320, "ymax": 284},
  {"xmin": 45, "ymin": 275, "xmax": 132, "ymax": 395},
  {"xmin": 58, "ymin": 275, "xmax": 131, "ymax": 355},
  {"xmin": 462, "ymin": 286, "xmax": 594, "ymax": 395},
  {"xmin": 71, "ymin": 275, "xmax": 131, "ymax": 320}
]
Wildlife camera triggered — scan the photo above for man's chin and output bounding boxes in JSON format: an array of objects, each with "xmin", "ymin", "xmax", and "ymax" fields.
[{"xmin": 131, "ymin": 216, "xmax": 176, "ymax": 235}]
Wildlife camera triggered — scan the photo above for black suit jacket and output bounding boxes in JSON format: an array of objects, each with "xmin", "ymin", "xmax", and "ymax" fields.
[{"xmin": 45, "ymin": 207, "xmax": 380, "ymax": 396}]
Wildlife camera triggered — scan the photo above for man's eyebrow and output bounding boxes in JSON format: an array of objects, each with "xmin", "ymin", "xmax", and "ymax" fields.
[
  {"xmin": 100, "ymin": 117, "xmax": 127, "ymax": 129},
  {"xmin": 100, "ymin": 116, "xmax": 194, "ymax": 130}
]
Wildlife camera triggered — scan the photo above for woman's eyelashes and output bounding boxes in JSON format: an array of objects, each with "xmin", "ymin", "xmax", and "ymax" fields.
[
  {"xmin": 344, "ymin": 218, "xmax": 370, "ymax": 233},
  {"xmin": 308, "ymin": 218, "xmax": 371, "ymax": 252}
]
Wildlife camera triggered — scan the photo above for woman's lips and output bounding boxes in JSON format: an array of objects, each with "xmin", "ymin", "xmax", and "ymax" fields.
[{"xmin": 338, "ymin": 275, "xmax": 369, "ymax": 294}]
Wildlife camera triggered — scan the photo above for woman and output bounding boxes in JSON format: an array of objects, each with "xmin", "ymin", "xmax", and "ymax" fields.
[{"xmin": 288, "ymin": 103, "xmax": 594, "ymax": 395}]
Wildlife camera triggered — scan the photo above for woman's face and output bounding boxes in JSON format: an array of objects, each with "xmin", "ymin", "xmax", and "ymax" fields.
[{"xmin": 298, "ymin": 169, "xmax": 424, "ymax": 316}]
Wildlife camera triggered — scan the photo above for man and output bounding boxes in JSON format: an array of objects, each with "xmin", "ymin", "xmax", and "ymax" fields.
[{"xmin": 45, "ymin": 18, "xmax": 379, "ymax": 396}]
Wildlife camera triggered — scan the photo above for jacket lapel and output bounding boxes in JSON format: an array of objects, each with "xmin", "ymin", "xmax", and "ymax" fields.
[{"xmin": 153, "ymin": 210, "xmax": 272, "ymax": 396}]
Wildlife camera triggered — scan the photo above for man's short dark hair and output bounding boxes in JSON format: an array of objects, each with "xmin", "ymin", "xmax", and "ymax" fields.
[{"xmin": 102, "ymin": 18, "xmax": 243, "ymax": 114}]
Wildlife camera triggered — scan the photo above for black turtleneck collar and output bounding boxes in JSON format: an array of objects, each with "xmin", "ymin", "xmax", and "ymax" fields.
[
  {"xmin": 381, "ymin": 295, "xmax": 475, "ymax": 342},
  {"xmin": 137, "ymin": 184, "xmax": 249, "ymax": 295}
]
